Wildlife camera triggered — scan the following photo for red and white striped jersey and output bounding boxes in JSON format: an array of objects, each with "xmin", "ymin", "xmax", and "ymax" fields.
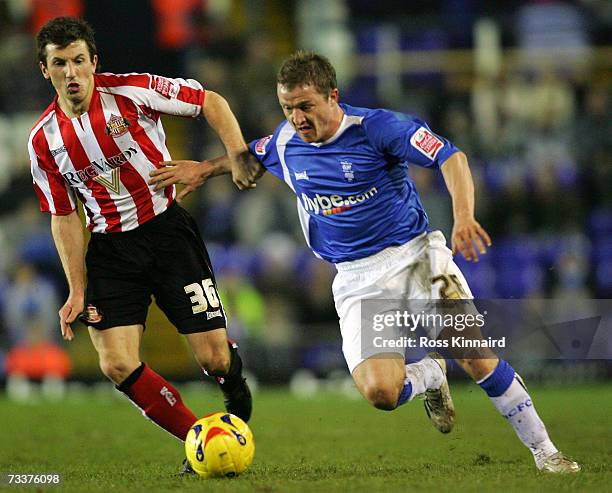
[{"xmin": 28, "ymin": 72, "xmax": 205, "ymax": 233}]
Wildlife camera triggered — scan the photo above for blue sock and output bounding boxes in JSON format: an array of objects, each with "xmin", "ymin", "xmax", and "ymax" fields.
[
  {"xmin": 478, "ymin": 359, "xmax": 515, "ymax": 397},
  {"xmin": 396, "ymin": 381, "xmax": 413, "ymax": 407}
]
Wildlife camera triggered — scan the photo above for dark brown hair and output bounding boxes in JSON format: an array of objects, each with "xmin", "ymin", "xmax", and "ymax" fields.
[
  {"xmin": 36, "ymin": 17, "xmax": 97, "ymax": 66},
  {"xmin": 277, "ymin": 51, "xmax": 337, "ymax": 96}
]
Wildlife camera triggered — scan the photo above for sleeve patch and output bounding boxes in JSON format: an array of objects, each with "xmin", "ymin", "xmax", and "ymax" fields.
[
  {"xmin": 150, "ymin": 76, "xmax": 179, "ymax": 99},
  {"xmin": 410, "ymin": 127, "xmax": 444, "ymax": 160},
  {"xmin": 255, "ymin": 135, "xmax": 273, "ymax": 155}
]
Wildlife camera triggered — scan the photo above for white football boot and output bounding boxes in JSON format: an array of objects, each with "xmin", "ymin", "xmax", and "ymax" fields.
[
  {"xmin": 536, "ymin": 451, "xmax": 581, "ymax": 473},
  {"xmin": 423, "ymin": 352, "xmax": 455, "ymax": 434}
]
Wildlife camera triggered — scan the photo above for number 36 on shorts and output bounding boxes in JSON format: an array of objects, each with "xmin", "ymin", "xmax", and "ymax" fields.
[{"xmin": 184, "ymin": 278, "xmax": 220, "ymax": 314}]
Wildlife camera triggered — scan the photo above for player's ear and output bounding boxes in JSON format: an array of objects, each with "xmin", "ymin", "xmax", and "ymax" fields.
[
  {"xmin": 92, "ymin": 54, "xmax": 99, "ymax": 72},
  {"xmin": 39, "ymin": 61, "xmax": 50, "ymax": 80},
  {"xmin": 329, "ymin": 88, "xmax": 339, "ymax": 104}
]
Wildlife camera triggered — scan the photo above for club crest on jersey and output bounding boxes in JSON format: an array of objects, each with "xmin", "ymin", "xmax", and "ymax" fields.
[
  {"xmin": 255, "ymin": 135, "xmax": 272, "ymax": 155},
  {"xmin": 105, "ymin": 114, "xmax": 130, "ymax": 138},
  {"xmin": 80, "ymin": 304, "xmax": 103, "ymax": 324},
  {"xmin": 410, "ymin": 127, "xmax": 444, "ymax": 160},
  {"xmin": 341, "ymin": 160, "xmax": 355, "ymax": 182}
]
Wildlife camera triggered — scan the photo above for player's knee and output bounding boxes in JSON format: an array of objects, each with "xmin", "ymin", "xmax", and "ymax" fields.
[
  {"xmin": 99, "ymin": 355, "xmax": 139, "ymax": 384},
  {"xmin": 363, "ymin": 384, "xmax": 400, "ymax": 411}
]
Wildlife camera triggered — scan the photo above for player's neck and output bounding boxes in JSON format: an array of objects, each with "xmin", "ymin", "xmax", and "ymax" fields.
[
  {"xmin": 323, "ymin": 105, "xmax": 345, "ymax": 141},
  {"xmin": 58, "ymin": 99, "xmax": 90, "ymax": 118},
  {"xmin": 57, "ymin": 88, "xmax": 94, "ymax": 119}
]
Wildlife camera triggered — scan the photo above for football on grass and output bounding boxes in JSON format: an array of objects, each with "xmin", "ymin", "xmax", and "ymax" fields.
[{"xmin": 185, "ymin": 412, "xmax": 254, "ymax": 478}]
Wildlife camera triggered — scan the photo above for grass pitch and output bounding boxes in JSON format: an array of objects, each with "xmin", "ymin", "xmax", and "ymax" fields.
[{"xmin": 0, "ymin": 383, "xmax": 610, "ymax": 492}]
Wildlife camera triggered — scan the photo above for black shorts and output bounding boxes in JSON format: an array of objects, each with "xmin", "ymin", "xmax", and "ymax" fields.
[{"xmin": 82, "ymin": 202, "xmax": 226, "ymax": 334}]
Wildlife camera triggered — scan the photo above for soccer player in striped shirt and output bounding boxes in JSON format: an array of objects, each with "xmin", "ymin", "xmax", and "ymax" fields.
[
  {"xmin": 151, "ymin": 51, "xmax": 581, "ymax": 473},
  {"xmin": 28, "ymin": 16, "xmax": 252, "ymax": 450}
]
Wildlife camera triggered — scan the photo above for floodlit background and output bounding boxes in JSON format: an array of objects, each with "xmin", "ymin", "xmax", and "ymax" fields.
[{"xmin": 0, "ymin": 0, "xmax": 610, "ymax": 397}]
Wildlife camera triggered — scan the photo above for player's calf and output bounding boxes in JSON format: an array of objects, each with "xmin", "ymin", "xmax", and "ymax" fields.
[
  {"xmin": 200, "ymin": 348, "xmax": 231, "ymax": 376},
  {"xmin": 189, "ymin": 331, "xmax": 232, "ymax": 375},
  {"xmin": 116, "ymin": 363, "xmax": 198, "ymax": 441},
  {"xmin": 206, "ymin": 341, "xmax": 253, "ymax": 422},
  {"xmin": 187, "ymin": 331, "xmax": 253, "ymax": 422},
  {"xmin": 454, "ymin": 356, "xmax": 498, "ymax": 382},
  {"xmin": 461, "ymin": 357, "xmax": 581, "ymax": 472}
]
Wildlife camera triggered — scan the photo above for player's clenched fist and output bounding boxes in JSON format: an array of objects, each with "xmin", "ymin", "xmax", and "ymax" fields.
[{"xmin": 231, "ymin": 153, "xmax": 265, "ymax": 190}]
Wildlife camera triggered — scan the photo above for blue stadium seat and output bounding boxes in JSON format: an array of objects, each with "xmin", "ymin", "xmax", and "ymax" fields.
[
  {"xmin": 593, "ymin": 239, "xmax": 612, "ymax": 262},
  {"xmin": 492, "ymin": 237, "xmax": 541, "ymax": 267},
  {"xmin": 19, "ymin": 232, "xmax": 56, "ymax": 265},
  {"xmin": 495, "ymin": 262, "xmax": 544, "ymax": 298},
  {"xmin": 595, "ymin": 259, "xmax": 612, "ymax": 297},
  {"xmin": 455, "ymin": 257, "xmax": 497, "ymax": 298},
  {"xmin": 589, "ymin": 208, "xmax": 612, "ymax": 238},
  {"xmin": 223, "ymin": 245, "xmax": 261, "ymax": 277},
  {"xmin": 540, "ymin": 238, "xmax": 565, "ymax": 267}
]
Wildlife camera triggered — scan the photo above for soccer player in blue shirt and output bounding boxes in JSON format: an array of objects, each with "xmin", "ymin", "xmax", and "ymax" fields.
[{"xmin": 150, "ymin": 51, "xmax": 579, "ymax": 473}]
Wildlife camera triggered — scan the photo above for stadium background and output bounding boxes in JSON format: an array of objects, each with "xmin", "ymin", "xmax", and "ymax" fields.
[{"xmin": 0, "ymin": 0, "xmax": 610, "ymax": 392}]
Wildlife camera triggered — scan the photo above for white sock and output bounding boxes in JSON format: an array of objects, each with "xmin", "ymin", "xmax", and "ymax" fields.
[
  {"xmin": 403, "ymin": 357, "xmax": 444, "ymax": 400},
  {"xmin": 489, "ymin": 375, "xmax": 558, "ymax": 467}
]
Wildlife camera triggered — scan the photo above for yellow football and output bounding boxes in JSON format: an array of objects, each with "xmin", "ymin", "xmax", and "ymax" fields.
[{"xmin": 185, "ymin": 412, "xmax": 255, "ymax": 478}]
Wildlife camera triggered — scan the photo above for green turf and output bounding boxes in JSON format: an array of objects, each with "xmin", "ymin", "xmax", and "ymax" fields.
[{"xmin": 0, "ymin": 383, "xmax": 610, "ymax": 492}]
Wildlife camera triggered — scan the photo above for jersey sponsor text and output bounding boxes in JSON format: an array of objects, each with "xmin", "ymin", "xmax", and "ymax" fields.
[
  {"xmin": 62, "ymin": 147, "xmax": 138, "ymax": 185},
  {"xmin": 301, "ymin": 187, "xmax": 378, "ymax": 216},
  {"xmin": 150, "ymin": 76, "xmax": 179, "ymax": 99}
]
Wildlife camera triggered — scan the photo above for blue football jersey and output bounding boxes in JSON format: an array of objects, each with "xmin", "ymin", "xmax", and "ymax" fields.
[{"xmin": 248, "ymin": 103, "xmax": 459, "ymax": 264}]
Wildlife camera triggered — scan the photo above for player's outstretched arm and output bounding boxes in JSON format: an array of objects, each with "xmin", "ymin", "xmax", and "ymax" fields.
[
  {"xmin": 441, "ymin": 151, "xmax": 491, "ymax": 262},
  {"xmin": 149, "ymin": 151, "xmax": 265, "ymax": 201},
  {"xmin": 149, "ymin": 156, "xmax": 231, "ymax": 202},
  {"xmin": 51, "ymin": 211, "xmax": 86, "ymax": 341}
]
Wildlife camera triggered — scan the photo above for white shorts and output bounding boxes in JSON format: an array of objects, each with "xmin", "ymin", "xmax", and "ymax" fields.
[{"xmin": 332, "ymin": 231, "xmax": 473, "ymax": 373}]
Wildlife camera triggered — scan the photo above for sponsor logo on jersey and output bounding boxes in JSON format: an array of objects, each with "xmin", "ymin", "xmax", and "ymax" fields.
[
  {"xmin": 160, "ymin": 386, "xmax": 177, "ymax": 406},
  {"xmin": 206, "ymin": 309, "xmax": 222, "ymax": 320},
  {"xmin": 94, "ymin": 168, "xmax": 121, "ymax": 194},
  {"xmin": 62, "ymin": 147, "xmax": 138, "ymax": 190},
  {"xmin": 151, "ymin": 76, "xmax": 179, "ymax": 99},
  {"xmin": 50, "ymin": 144, "xmax": 67, "ymax": 157},
  {"xmin": 301, "ymin": 187, "xmax": 378, "ymax": 216},
  {"xmin": 294, "ymin": 170, "xmax": 309, "ymax": 180},
  {"xmin": 255, "ymin": 135, "xmax": 272, "ymax": 155},
  {"xmin": 105, "ymin": 114, "xmax": 130, "ymax": 138},
  {"xmin": 410, "ymin": 126, "xmax": 444, "ymax": 160},
  {"xmin": 341, "ymin": 160, "xmax": 355, "ymax": 182}
]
